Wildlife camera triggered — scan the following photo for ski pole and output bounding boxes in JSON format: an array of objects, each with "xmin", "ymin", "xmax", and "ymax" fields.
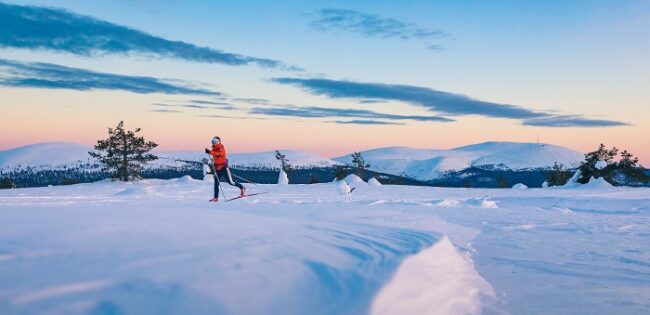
[{"xmin": 232, "ymin": 173, "xmax": 258, "ymax": 185}]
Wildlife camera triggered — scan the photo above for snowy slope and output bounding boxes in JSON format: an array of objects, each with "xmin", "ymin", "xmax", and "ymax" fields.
[
  {"xmin": 0, "ymin": 142, "xmax": 95, "ymax": 170},
  {"xmin": 1, "ymin": 179, "xmax": 648, "ymax": 314},
  {"xmin": 454, "ymin": 141, "xmax": 584, "ymax": 169},
  {"xmin": 334, "ymin": 142, "xmax": 584, "ymax": 181},
  {"xmin": 0, "ymin": 143, "xmax": 341, "ymax": 171}
]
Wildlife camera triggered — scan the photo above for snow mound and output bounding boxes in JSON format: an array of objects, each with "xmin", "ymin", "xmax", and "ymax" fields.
[
  {"xmin": 468, "ymin": 198, "xmax": 499, "ymax": 209},
  {"xmin": 175, "ymin": 175, "xmax": 196, "ymax": 183},
  {"xmin": 580, "ymin": 177, "xmax": 614, "ymax": 189},
  {"xmin": 343, "ymin": 174, "xmax": 365, "ymax": 186},
  {"xmin": 368, "ymin": 178, "xmax": 382, "ymax": 186},
  {"xmin": 371, "ymin": 237, "xmax": 496, "ymax": 315},
  {"xmin": 512, "ymin": 183, "xmax": 528, "ymax": 190},
  {"xmin": 595, "ymin": 160, "xmax": 608, "ymax": 170},
  {"xmin": 437, "ymin": 198, "xmax": 461, "ymax": 207},
  {"xmin": 112, "ymin": 186, "xmax": 158, "ymax": 196}
]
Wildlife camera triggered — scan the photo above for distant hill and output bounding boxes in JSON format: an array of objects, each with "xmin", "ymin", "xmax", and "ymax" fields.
[
  {"xmin": 334, "ymin": 141, "xmax": 584, "ymax": 181},
  {"xmin": 1, "ymin": 141, "xmax": 589, "ymax": 188},
  {"xmin": 0, "ymin": 143, "xmax": 341, "ymax": 172}
]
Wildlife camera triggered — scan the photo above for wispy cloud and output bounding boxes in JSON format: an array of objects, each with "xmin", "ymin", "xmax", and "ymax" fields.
[
  {"xmin": 0, "ymin": 59, "xmax": 220, "ymax": 95},
  {"xmin": 189, "ymin": 100, "xmax": 232, "ymax": 106},
  {"xmin": 231, "ymin": 97, "xmax": 272, "ymax": 105},
  {"xmin": 310, "ymin": 9, "xmax": 448, "ymax": 50},
  {"xmin": 249, "ymin": 105, "xmax": 452, "ymax": 122},
  {"xmin": 0, "ymin": 2, "xmax": 300, "ymax": 70},
  {"xmin": 523, "ymin": 116, "xmax": 630, "ymax": 127},
  {"xmin": 272, "ymin": 77, "xmax": 629, "ymax": 128},
  {"xmin": 330, "ymin": 119, "xmax": 404, "ymax": 125},
  {"xmin": 180, "ymin": 104, "xmax": 208, "ymax": 109},
  {"xmin": 151, "ymin": 109, "xmax": 182, "ymax": 113},
  {"xmin": 152, "ymin": 101, "xmax": 238, "ymax": 110}
]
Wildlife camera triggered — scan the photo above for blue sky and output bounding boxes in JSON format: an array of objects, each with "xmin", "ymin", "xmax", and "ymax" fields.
[{"xmin": 1, "ymin": 0, "xmax": 649, "ymax": 162}]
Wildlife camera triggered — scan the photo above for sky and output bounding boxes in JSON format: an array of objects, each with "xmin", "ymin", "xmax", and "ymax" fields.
[{"xmin": 1, "ymin": 0, "xmax": 649, "ymax": 164}]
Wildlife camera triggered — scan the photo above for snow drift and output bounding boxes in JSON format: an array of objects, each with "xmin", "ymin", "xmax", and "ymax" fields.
[{"xmin": 371, "ymin": 237, "xmax": 496, "ymax": 315}]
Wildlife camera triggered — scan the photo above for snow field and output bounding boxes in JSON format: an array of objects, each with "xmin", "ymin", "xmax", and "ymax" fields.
[{"xmin": 0, "ymin": 178, "xmax": 649, "ymax": 314}]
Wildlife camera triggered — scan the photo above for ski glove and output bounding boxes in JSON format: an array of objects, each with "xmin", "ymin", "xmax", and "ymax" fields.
[{"xmin": 205, "ymin": 148, "xmax": 210, "ymax": 154}]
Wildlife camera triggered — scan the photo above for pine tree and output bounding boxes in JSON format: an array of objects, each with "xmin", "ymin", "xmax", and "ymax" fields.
[
  {"xmin": 350, "ymin": 152, "xmax": 371, "ymax": 178},
  {"xmin": 89, "ymin": 121, "xmax": 158, "ymax": 181},
  {"xmin": 577, "ymin": 144, "xmax": 618, "ymax": 184},
  {"xmin": 334, "ymin": 165, "xmax": 349, "ymax": 180},
  {"xmin": 0, "ymin": 177, "xmax": 16, "ymax": 189},
  {"xmin": 274, "ymin": 150, "xmax": 293, "ymax": 173},
  {"xmin": 544, "ymin": 162, "xmax": 572, "ymax": 187},
  {"xmin": 351, "ymin": 152, "xmax": 370, "ymax": 170},
  {"xmin": 615, "ymin": 150, "xmax": 649, "ymax": 185}
]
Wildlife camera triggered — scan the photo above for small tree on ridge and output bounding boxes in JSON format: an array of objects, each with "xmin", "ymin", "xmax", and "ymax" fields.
[{"xmin": 89, "ymin": 121, "xmax": 158, "ymax": 181}]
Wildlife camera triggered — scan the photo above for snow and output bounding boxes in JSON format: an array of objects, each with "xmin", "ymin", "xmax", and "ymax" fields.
[
  {"xmin": 562, "ymin": 170, "xmax": 582, "ymax": 187},
  {"xmin": 343, "ymin": 174, "xmax": 365, "ymax": 186},
  {"xmin": 1, "ymin": 176, "xmax": 649, "ymax": 314},
  {"xmin": 1, "ymin": 142, "xmax": 585, "ymax": 184},
  {"xmin": 371, "ymin": 237, "xmax": 497, "ymax": 315},
  {"xmin": 581, "ymin": 177, "xmax": 614, "ymax": 189},
  {"xmin": 595, "ymin": 160, "xmax": 608, "ymax": 170},
  {"xmin": 367, "ymin": 178, "xmax": 382, "ymax": 186},
  {"xmin": 278, "ymin": 169, "xmax": 289, "ymax": 185},
  {"xmin": 334, "ymin": 142, "xmax": 584, "ymax": 181},
  {"xmin": 512, "ymin": 183, "xmax": 528, "ymax": 189},
  {"xmin": 337, "ymin": 180, "xmax": 351, "ymax": 194}
]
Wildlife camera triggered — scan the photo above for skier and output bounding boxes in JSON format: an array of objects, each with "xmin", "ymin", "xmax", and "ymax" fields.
[{"xmin": 205, "ymin": 136, "xmax": 245, "ymax": 202}]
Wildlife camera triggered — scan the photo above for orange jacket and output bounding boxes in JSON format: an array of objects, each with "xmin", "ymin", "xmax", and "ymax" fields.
[{"xmin": 210, "ymin": 143, "xmax": 227, "ymax": 170}]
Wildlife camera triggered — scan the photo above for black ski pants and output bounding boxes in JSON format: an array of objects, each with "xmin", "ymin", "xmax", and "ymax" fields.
[{"xmin": 213, "ymin": 167, "xmax": 244, "ymax": 198}]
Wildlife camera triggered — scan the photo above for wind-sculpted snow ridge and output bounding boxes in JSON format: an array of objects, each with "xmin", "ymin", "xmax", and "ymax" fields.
[
  {"xmin": 1, "ymin": 178, "xmax": 649, "ymax": 314},
  {"xmin": 371, "ymin": 237, "xmax": 499, "ymax": 315}
]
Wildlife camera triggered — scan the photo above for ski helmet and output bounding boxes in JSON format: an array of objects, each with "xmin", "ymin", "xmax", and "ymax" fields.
[{"xmin": 211, "ymin": 136, "xmax": 221, "ymax": 145}]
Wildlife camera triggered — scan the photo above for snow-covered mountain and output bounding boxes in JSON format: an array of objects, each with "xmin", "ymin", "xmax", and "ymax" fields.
[
  {"xmin": 2, "ymin": 141, "xmax": 584, "ymax": 182},
  {"xmin": 0, "ymin": 142, "xmax": 341, "ymax": 172},
  {"xmin": 334, "ymin": 141, "xmax": 584, "ymax": 181},
  {"xmin": 0, "ymin": 142, "xmax": 96, "ymax": 171}
]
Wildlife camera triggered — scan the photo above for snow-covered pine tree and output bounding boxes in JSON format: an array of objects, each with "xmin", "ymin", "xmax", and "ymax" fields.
[
  {"xmin": 275, "ymin": 150, "xmax": 292, "ymax": 184},
  {"xmin": 274, "ymin": 150, "xmax": 292, "ymax": 173},
  {"xmin": 577, "ymin": 144, "xmax": 618, "ymax": 184},
  {"xmin": 89, "ymin": 121, "xmax": 158, "ymax": 181}
]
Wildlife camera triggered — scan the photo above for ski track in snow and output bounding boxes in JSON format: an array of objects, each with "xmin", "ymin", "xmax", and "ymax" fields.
[{"xmin": 0, "ymin": 179, "xmax": 649, "ymax": 315}]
